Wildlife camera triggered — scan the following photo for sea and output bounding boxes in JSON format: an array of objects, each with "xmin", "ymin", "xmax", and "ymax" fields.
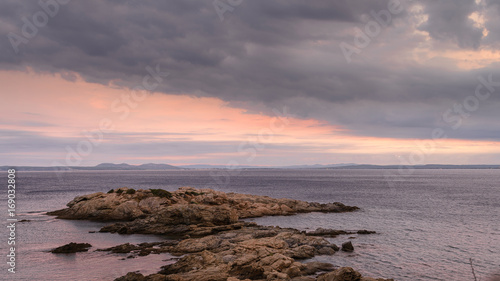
[{"xmin": 0, "ymin": 169, "xmax": 499, "ymax": 281}]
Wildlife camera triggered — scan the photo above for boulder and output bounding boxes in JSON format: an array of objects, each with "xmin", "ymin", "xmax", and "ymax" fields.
[{"xmin": 342, "ymin": 241, "xmax": 354, "ymax": 252}]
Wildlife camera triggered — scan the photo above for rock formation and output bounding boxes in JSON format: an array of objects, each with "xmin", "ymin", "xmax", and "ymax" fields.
[
  {"xmin": 51, "ymin": 242, "xmax": 92, "ymax": 253},
  {"xmin": 48, "ymin": 187, "xmax": 392, "ymax": 281},
  {"xmin": 341, "ymin": 241, "xmax": 355, "ymax": 252}
]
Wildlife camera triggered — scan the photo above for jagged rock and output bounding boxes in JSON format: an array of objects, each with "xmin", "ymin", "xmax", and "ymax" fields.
[
  {"xmin": 341, "ymin": 241, "xmax": 354, "ymax": 252},
  {"xmin": 51, "ymin": 242, "xmax": 92, "ymax": 253}
]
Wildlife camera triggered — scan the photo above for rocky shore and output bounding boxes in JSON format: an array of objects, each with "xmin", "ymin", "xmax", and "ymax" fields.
[{"xmin": 48, "ymin": 187, "xmax": 393, "ymax": 281}]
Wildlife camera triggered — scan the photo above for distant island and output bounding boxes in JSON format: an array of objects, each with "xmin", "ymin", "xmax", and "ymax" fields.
[
  {"xmin": 1, "ymin": 163, "xmax": 499, "ymax": 171},
  {"xmin": 0, "ymin": 163, "xmax": 180, "ymax": 171}
]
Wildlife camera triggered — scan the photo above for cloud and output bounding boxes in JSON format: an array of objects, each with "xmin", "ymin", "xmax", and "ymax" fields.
[
  {"xmin": 418, "ymin": 0, "xmax": 484, "ymax": 49},
  {"xmin": 1, "ymin": 0, "xmax": 500, "ymax": 143},
  {"xmin": 0, "ymin": 128, "xmax": 351, "ymax": 166}
]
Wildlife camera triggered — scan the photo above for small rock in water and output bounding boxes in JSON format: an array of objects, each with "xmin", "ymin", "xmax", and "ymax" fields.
[
  {"xmin": 357, "ymin": 230, "xmax": 376, "ymax": 234},
  {"xmin": 51, "ymin": 242, "xmax": 92, "ymax": 253},
  {"xmin": 341, "ymin": 241, "xmax": 354, "ymax": 252}
]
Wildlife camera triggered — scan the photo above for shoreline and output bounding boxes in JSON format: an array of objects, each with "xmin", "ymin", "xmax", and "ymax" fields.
[{"xmin": 48, "ymin": 187, "xmax": 394, "ymax": 281}]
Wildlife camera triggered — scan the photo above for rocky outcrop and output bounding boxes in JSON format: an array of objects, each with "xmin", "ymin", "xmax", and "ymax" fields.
[
  {"xmin": 48, "ymin": 187, "xmax": 358, "ymax": 222},
  {"xmin": 97, "ymin": 224, "xmax": 391, "ymax": 280},
  {"xmin": 47, "ymin": 187, "xmax": 358, "ymax": 237},
  {"xmin": 105, "ymin": 225, "xmax": 351, "ymax": 280},
  {"xmin": 50, "ymin": 187, "xmax": 392, "ymax": 281},
  {"xmin": 51, "ymin": 242, "xmax": 92, "ymax": 253}
]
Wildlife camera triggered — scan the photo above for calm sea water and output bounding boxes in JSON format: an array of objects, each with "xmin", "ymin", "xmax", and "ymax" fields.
[{"xmin": 1, "ymin": 169, "xmax": 499, "ymax": 281}]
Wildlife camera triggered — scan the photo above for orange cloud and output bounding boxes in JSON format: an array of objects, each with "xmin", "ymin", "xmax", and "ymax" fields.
[{"xmin": 1, "ymin": 70, "xmax": 500, "ymax": 166}]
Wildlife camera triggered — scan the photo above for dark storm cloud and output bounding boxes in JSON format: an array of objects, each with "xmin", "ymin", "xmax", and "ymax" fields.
[
  {"xmin": 1, "ymin": 0, "xmax": 499, "ymax": 141},
  {"xmin": 418, "ymin": 0, "xmax": 484, "ymax": 49}
]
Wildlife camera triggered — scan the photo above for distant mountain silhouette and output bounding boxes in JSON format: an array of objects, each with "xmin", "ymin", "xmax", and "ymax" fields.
[
  {"xmin": 0, "ymin": 163, "xmax": 181, "ymax": 171},
  {"xmin": 1, "ymin": 163, "xmax": 498, "ymax": 171}
]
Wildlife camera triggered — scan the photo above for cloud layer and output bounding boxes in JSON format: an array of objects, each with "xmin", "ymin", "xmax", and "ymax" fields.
[{"xmin": 1, "ymin": 0, "xmax": 500, "ymax": 153}]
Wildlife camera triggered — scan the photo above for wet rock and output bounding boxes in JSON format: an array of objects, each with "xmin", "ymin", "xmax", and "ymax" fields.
[
  {"xmin": 306, "ymin": 228, "xmax": 352, "ymax": 237},
  {"xmin": 357, "ymin": 230, "xmax": 376, "ymax": 235},
  {"xmin": 98, "ymin": 241, "xmax": 178, "ymax": 256},
  {"xmin": 98, "ymin": 243, "xmax": 139, "ymax": 254},
  {"xmin": 51, "ymin": 242, "xmax": 92, "ymax": 253},
  {"xmin": 341, "ymin": 241, "xmax": 354, "ymax": 252}
]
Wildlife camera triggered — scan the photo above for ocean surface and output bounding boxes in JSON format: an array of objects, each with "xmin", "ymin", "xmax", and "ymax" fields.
[{"xmin": 1, "ymin": 169, "xmax": 499, "ymax": 281}]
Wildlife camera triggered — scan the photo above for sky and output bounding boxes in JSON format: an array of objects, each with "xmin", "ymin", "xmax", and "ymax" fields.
[{"xmin": 1, "ymin": 0, "xmax": 500, "ymax": 167}]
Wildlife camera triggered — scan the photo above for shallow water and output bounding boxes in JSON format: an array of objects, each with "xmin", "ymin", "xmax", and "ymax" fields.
[{"xmin": 1, "ymin": 169, "xmax": 499, "ymax": 280}]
